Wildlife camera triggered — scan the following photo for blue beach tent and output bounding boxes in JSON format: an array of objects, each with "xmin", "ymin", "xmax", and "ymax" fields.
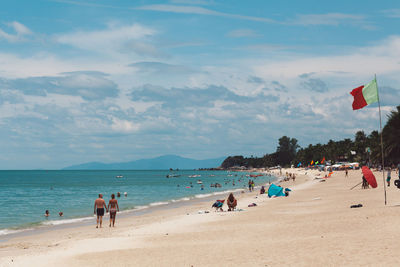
[{"xmin": 268, "ymin": 184, "xmax": 286, "ymax": 198}]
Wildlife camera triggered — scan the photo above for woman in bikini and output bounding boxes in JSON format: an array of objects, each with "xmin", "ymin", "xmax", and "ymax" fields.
[{"xmin": 108, "ymin": 194, "xmax": 119, "ymax": 227}]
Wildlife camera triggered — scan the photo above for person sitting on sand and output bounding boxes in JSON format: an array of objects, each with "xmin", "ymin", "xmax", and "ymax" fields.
[
  {"xmin": 260, "ymin": 186, "xmax": 265, "ymax": 194},
  {"xmin": 227, "ymin": 193, "xmax": 237, "ymax": 211},
  {"xmin": 212, "ymin": 199, "xmax": 224, "ymax": 212},
  {"xmin": 284, "ymin": 188, "xmax": 291, "ymax": 197},
  {"xmin": 44, "ymin": 210, "xmax": 49, "ymax": 217},
  {"xmin": 108, "ymin": 193, "xmax": 119, "ymax": 227},
  {"xmin": 94, "ymin": 194, "xmax": 108, "ymax": 228}
]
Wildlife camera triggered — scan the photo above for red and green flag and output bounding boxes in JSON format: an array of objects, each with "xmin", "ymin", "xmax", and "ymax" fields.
[{"xmin": 350, "ymin": 78, "xmax": 379, "ymax": 110}]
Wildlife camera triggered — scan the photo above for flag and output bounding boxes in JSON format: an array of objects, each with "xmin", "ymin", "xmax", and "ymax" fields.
[
  {"xmin": 297, "ymin": 162, "xmax": 302, "ymax": 167},
  {"xmin": 315, "ymin": 161, "xmax": 319, "ymax": 165},
  {"xmin": 350, "ymin": 79, "xmax": 379, "ymax": 110},
  {"xmin": 310, "ymin": 160, "xmax": 314, "ymax": 165},
  {"xmin": 321, "ymin": 157, "xmax": 325, "ymax": 164}
]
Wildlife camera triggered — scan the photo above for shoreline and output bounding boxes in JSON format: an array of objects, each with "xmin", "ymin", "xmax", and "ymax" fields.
[
  {"xmin": 6, "ymin": 167, "xmax": 398, "ymax": 266},
  {"xmin": 0, "ymin": 172, "xmax": 277, "ymax": 241}
]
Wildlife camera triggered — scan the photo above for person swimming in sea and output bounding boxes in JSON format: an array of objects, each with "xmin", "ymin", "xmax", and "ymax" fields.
[
  {"xmin": 44, "ymin": 210, "xmax": 50, "ymax": 217},
  {"xmin": 58, "ymin": 211, "xmax": 63, "ymax": 217}
]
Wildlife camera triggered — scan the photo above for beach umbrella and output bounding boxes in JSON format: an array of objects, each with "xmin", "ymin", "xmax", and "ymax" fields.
[
  {"xmin": 267, "ymin": 184, "xmax": 285, "ymax": 198},
  {"xmin": 361, "ymin": 166, "xmax": 377, "ymax": 188}
]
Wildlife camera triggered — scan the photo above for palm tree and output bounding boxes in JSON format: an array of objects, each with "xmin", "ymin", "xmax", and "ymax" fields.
[{"xmin": 382, "ymin": 105, "xmax": 400, "ymax": 164}]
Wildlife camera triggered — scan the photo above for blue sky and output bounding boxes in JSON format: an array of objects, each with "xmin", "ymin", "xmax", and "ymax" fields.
[{"xmin": 1, "ymin": 0, "xmax": 400, "ymax": 169}]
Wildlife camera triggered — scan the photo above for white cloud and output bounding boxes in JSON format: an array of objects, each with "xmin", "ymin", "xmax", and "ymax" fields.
[
  {"xmin": 381, "ymin": 9, "xmax": 400, "ymax": 18},
  {"xmin": 0, "ymin": 21, "xmax": 33, "ymax": 43},
  {"xmin": 252, "ymin": 35, "xmax": 400, "ymax": 85},
  {"xmin": 227, "ymin": 29, "xmax": 260, "ymax": 38},
  {"xmin": 170, "ymin": 0, "xmax": 212, "ymax": 5},
  {"xmin": 9, "ymin": 21, "xmax": 32, "ymax": 35},
  {"xmin": 291, "ymin": 13, "xmax": 368, "ymax": 26},
  {"xmin": 111, "ymin": 117, "xmax": 140, "ymax": 133},
  {"xmin": 55, "ymin": 23, "xmax": 156, "ymax": 55},
  {"xmin": 137, "ymin": 4, "xmax": 276, "ymax": 23}
]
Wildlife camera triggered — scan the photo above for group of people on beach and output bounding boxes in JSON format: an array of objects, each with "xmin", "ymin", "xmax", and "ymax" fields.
[
  {"xmin": 248, "ymin": 180, "xmax": 255, "ymax": 191},
  {"xmin": 284, "ymin": 172, "xmax": 296, "ymax": 182},
  {"xmin": 94, "ymin": 193, "xmax": 120, "ymax": 228},
  {"xmin": 212, "ymin": 193, "xmax": 237, "ymax": 212}
]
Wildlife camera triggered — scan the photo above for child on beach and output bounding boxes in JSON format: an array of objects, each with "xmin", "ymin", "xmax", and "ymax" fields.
[{"xmin": 387, "ymin": 168, "xmax": 391, "ymax": 187}]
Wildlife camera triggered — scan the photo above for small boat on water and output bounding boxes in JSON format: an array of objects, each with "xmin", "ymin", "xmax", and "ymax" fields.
[
  {"xmin": 116, "ymin": 175, "xmax": 124, "ymax": 178},
  {"xmin": 189, "ymin": 174, "xmax": 201, "ymax": 178},
  {"xmin": 196, "ymin": 180, "xmax": 203, "ymax": 184},
  {"xmin": 166, "ymin": 174, "xmax": 181, "ymax": 178}
]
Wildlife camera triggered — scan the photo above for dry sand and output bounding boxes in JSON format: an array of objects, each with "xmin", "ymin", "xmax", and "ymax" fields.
[{"xmin": 2, "ymin": 168, "xmax": 400, "ymax": 267}]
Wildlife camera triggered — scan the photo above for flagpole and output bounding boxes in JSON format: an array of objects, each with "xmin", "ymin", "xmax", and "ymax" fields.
[{"xmin": 376, "ymin": 74, "xmax": 387, "ymax": 205}]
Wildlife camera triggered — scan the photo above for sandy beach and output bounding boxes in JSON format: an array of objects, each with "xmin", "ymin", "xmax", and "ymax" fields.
[{"xmin": 2, "ymin": 168, "xmax": 400, "ymax": 266}]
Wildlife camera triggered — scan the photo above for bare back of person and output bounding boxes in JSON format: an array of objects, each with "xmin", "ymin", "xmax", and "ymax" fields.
[
  {"xmin": 108, "ymin": 194, "xmax": 119, "ymax": 227},
  {"xmin": 94, "ymin": 194, "xmax": 107, "ymax": 228}
]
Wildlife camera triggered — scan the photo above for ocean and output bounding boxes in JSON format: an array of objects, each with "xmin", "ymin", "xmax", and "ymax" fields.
[{"xmin": 0, "ymin": 170, "xmax": 276, "ymax": 236}]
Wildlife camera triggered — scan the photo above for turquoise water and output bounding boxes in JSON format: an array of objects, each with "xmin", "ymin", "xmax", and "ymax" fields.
[{"xmin": 0, "ymin": 170, "xmax": 275, "ymax": 234}]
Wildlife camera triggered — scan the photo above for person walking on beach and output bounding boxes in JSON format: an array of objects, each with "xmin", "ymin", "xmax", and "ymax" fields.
[
  {"xmin": 387, "ymin": 168, "xmax": 392, "ymax": 187},
  {"xmin": 94, "ymin": 194, "xmax": 108, "ymax": 228},
  {"xmin": 362, "ymin": 175, "xmax": 369, "ymax": 189},
  {"xmin": 108, "ymin": 194, "xmax": 119, "ymax": 227},
  {"xmin": 345, "ymin": 168, "xmax": 348, "ymax": 178}
]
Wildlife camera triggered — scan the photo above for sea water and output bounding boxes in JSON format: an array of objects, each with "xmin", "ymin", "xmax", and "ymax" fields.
[{"xmin": 0, "ymin": 170, "xmax": 276, "ymax": 235}]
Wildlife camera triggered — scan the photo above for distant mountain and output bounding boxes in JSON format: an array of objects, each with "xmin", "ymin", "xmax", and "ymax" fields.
[{"xmin": 62, "ymin": 155, "xmax": 226, "ymax": 170}]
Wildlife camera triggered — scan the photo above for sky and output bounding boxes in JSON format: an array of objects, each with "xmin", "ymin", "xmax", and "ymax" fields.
[{"xmin": 1, "ymin": 0, "xmax": 400, "ymax": 169}]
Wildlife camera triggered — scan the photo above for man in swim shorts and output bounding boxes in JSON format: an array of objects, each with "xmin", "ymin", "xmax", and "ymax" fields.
[{"xmin": 94, "ymin": 194, "xmax": 108, "ymax": 228}]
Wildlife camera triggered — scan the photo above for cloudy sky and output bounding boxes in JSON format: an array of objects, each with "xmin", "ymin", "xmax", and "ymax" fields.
[{"xmin": 1, "ymin": 0, "xmax": 400, "ymax": 169}]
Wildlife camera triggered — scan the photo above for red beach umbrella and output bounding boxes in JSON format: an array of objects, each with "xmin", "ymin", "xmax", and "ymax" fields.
[{"xmin": 361, "ymin": 166, "xmax": 377, "ymax": 188}]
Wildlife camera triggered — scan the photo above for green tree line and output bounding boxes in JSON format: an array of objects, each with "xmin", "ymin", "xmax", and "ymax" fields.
[{"xmin": 221, "ymin": 105, "xmax": 400, "ymax": 169}]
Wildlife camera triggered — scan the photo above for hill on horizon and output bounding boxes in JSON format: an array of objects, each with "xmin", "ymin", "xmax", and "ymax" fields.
[{"xmin": 62, "ymin": 155, "xmax": 226, "ymax": 170}]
